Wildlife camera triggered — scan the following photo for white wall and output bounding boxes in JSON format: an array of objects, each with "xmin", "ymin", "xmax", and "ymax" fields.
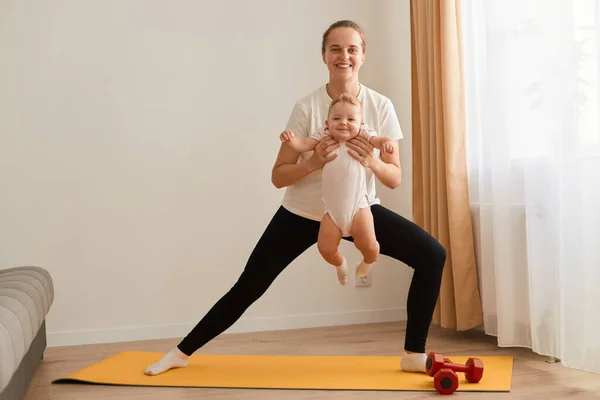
[{"xmin": 0, "ymin": 0, "xmax": 414, "ymax": 347}]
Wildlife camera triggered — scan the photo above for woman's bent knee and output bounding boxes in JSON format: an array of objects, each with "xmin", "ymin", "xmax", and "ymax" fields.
[{"xmin": 431, "ymin": 240, "xmax": 447, "ymax": 270}]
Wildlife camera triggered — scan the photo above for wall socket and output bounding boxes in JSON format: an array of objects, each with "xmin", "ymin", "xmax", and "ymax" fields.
[{"xmin": 355, "ymin": 271, "xmax": 372, "ymax": 287}]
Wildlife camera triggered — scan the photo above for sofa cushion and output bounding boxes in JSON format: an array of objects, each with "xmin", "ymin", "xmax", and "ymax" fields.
[{"xmin": 0, "ymin": 266, "xmax": 54, "ymax": 394}]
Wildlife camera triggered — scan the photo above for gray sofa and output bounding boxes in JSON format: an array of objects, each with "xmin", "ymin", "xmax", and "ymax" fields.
[{"xmin": 0, "ymin": 266, "xmax": 54, "ymax": 400}]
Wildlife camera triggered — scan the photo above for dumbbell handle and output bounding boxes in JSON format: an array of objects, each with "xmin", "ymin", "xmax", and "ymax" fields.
[{"xmin": 440, "ymin": 361, "xmax": 471, "ymax": 373}]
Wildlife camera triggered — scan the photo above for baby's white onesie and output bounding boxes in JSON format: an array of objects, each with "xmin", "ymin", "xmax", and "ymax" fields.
[{"xmin": 310, "ymin": 126, "xmax": 377, "ymax": 237}]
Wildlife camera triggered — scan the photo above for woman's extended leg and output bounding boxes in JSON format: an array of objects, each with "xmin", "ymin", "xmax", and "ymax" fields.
[
  {"xmin": 369, "ymin": 205, "xmax": 447, "ymax": 369},
  {"xmin": 145, "ymin": 206, "xmax": 320, "ymax": 375}
]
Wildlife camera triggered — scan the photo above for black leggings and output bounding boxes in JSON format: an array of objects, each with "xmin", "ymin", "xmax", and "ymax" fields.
[{"xmin": 178, "ymin": 205, "xmax": 446, "ymax": 355}]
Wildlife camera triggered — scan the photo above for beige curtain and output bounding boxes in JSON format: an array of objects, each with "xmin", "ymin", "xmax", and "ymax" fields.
[{"xmin": 410, "ymin": 0, "xmax": 483, "ymax": 330}]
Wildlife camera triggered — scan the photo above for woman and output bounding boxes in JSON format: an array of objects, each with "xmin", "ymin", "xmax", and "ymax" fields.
[{"xmin": 145, "ymin": 20, "xmax": 446, "ymax": 376}]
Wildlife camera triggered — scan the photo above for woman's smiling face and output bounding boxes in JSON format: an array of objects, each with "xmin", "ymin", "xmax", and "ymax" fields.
[{"xmin": 322, "ymin": 27, "xmax": 365, "ymax": 81}]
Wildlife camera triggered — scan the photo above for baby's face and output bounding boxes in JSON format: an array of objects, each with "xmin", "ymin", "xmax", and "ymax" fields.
[{"xmin": 325, "ymin": 102, "xmax": 362, "ymax": 142}]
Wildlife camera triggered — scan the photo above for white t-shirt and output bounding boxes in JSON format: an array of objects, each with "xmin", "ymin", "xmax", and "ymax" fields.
[{"xmin": 281, "ymin": 84, "xmax": 404, "ymax": 221}]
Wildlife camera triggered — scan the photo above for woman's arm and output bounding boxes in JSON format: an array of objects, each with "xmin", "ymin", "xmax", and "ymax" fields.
[
  {"xmin": 347, "ymin": 136, "xmax": 402, "ymax": 189},
  {"xmin": 271, "ymin": 145, "xmax": 314, "ymax": 189},
  {"xmin": 271, "ymin": 137, "xmax": 340, "ymax": 189},
  {"xmin": 370, "ymin": 140, "xmax": 402, "ymax": 189},
  {"xmin": 348, "ymin": 99, "xmax": 403, "ymax": 189}
]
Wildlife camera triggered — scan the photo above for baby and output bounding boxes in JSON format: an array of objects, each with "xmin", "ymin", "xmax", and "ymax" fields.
[{"xmin": 280, "ymin": 93, "xmax": 395, "ymax": 285}]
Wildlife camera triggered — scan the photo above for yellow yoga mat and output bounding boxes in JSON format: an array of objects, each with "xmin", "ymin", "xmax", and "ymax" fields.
[{"xmin": 52, "ymin": 351, "xmax": 513, "ymax": 392}]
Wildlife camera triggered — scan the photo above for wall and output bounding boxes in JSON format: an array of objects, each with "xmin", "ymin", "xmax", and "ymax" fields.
[{"xmin": 0, "ymin": 0, "xmax": 414, "ymax": 347}]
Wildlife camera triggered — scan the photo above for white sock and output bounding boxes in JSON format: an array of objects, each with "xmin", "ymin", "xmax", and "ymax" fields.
[
  {"xmin": 335, "ymin": 258, "xmax": 348, "ymax": 285},
  {"xmin": 356, "ymin": 260, "xmax": 373, "ymax": 277},
  {"xmin": 144, "ymin": 347, "xmax": 189, "ymax": 376},
  {"xmin": 400, "ymin": 351, "xmax": 427, "ymax": 373}
]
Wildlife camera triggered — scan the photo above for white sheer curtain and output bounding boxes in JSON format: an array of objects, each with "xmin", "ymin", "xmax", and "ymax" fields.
[{"xmin": 463, "ymin": 0, "xmax": 600, "ymax": 374}]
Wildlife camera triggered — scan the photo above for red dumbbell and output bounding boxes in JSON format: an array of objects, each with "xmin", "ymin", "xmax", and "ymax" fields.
[
  {"xmin": 426, "ymin": 352, "xmax": 484, "ymax": 392},
  {"xmin": 432, "ymin": 368, "xmax": 459, "ymax": 395}
]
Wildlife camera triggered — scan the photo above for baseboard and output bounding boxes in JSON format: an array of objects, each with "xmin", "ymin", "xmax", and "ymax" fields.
[{"xmin": 47, "ymin": 307, "xmax": 407, "ymax": 347}]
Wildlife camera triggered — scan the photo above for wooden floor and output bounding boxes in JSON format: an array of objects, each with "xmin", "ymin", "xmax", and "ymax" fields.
[{"xmin": 25, "ymin": 322, "xmax": 600, "ymax": 399}]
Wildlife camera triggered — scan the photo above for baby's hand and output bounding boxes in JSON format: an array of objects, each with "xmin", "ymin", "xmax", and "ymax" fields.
[
  {"xmin": 380, "ymin": 137, "xmax": 395, "ymax": 153},
  {"xmin": 280, "ymin": 130, "xmax": 295, "ymax": 142}
]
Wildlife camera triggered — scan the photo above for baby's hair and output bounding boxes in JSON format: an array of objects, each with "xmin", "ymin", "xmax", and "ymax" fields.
[
  {"xmin": 321, "ymin": 20, "xmax": 367, "ymax": 54},
  {"xmin": 328, "ymin": 93, "xmax": 363, "ymax": 116}
]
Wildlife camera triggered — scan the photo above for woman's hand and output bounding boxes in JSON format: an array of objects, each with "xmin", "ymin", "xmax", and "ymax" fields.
[
  {"xmin": 272, "ymin": 136, "xmax": 339, "ymax": 189},
  {"xmin": 347, "ymin": 135, "xmax": 376, "ymax": 168},
  {"xmin": 348, "ymin": 135, "xmax": 402, "ymax": 189},
  {"xmin": 307, "ymin": 136, "xmax": 339, "ymax": 171}
]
